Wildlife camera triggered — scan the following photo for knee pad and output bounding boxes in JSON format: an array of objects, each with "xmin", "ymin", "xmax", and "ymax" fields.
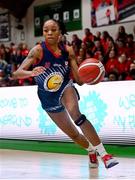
[{"xmin": 74, "ymin": 114, "xmax": 87, "ymax": 126}]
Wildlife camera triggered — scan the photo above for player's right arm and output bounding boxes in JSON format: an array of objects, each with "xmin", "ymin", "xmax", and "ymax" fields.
[{"xmin": 12, "ymin": 45, "xmax": 45, "ymax": 79}]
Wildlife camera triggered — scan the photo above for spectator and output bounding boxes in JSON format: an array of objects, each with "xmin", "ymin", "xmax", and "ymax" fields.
[
  {"xmin": 20, "ymin": 43, "xmax": 29, "ymax": 63},
  {"xmin": 0, "ymin": 44, "xmax": 6, "ymax": 60},
  {"xmin": 115, "ymin": 25, "xmax": 128, "ymax": 43},
  {"xmin": 117, "ymin": 53, "xmax": 128, "ymax": 80},
  {"xmin": 95, "ymin": 31, "xmax": 101, "ymax": 41},
  {"xmin": 125, "ymin": 61, "xmax": 135, "ymax": 80},
  {"xmin": 100, "ymin": 31, "xmax": 111, "ymax": 54},
  {"xmin": 0, "ymin": 25, "xmax": 135, "ymax": 86},
  {"xmin": 76, "ymin": 48, "xmax": 86, "ymax": 65},
  {"xmin": 116, "ymin": 40, "xmax": 127, "ymax": 56},
  {"xmin": 10, "ymin": 47, "xmax": 22, "ymax": 70},
  {"xmin": 93, "ymin": 40, "xmax": 104, "ymax": 57},
  {"xmin": 0, "ymin": 68, "xmax": 6, "ymax": 87},
  {"xmin": 105, "ymin": 49, "xmax": 119, "ymax": 76},
  {"xmin": 59, "ymin": 35, "xmax": 71, "ymax": 46},
  {"xmin": 108, "ymin": 71, "xmax": 119, "ymax": 81},
  {"xmin": 126, "ymin": 34, "xmax": 135, "ymax": 58},
  {"xmin": 71, "ymin": 34, "xmax": 82, "ymax": 56},
  {"xmin": 86, "ymin": 49, "xmax": 93, "ymax": 59},
  {"xmin": 83, "ymin": 28, "xmax": 95, "ymax": 47},
  {"xmin": 5, "ymin": 47, "xmax": 11, "ymax": 64},
  {"xmin": 80, "ymin": 42, "xmax": 87, "ymax": 56},
  {"xmin": 105, "ymin": 36, "xmax": 117, "ymax": 55}
]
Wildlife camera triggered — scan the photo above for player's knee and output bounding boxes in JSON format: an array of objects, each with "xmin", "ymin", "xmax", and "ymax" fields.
[{"xmin": 74, "ymin": 114, "xmax": 87, "ymax": 126}]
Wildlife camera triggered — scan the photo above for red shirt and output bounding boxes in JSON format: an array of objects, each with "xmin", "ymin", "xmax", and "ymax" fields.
[
  {"xmin": 21, "ymin": 49, "xmax": 29, "ymax": 56},
  {"xmin": 105, "ymin": 58, "xmax": 119, "ymax": 74},
  {"xmin": 83, "ymin": 33, "xmax": 95, "ymax": 43},
  {"xmin": 117, "ymin": 47, "xmax": 127, "ymax": 56},
  {"xmin": 117, "ymin": 61, "xmax": 127, "ymax": 74},
  {"xmin": 125, "ymin": 75, "xmax": 134, "ymax": 80}
]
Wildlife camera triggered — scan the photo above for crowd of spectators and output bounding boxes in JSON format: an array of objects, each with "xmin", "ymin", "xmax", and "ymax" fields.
[
  {"xmin": 0, "ymin": 25, "xmax": 135, "ymax": 87},
  {"xmin": 0, "ymin": 42, "xmax": 34, "ymax": 87}
]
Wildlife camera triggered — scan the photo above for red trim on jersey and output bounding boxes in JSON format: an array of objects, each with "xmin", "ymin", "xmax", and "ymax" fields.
[{"xmin": 45, "ymin": 41, "xmax": 61, "ymax": 58}]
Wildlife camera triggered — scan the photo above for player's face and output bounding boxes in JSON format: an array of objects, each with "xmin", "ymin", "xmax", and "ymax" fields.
[{"xmin": 43, "ymin": 20, "xmax": 61, "ymax": 44}]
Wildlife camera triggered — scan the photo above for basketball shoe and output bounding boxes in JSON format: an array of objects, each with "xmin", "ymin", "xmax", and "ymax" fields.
[
  {"xmin": 88, "ymin": 151, "xmax": 99, "ymax": 168},
  {"xmin": 102, "ymin": 154, "xmax": 119, "ymax": 169}
]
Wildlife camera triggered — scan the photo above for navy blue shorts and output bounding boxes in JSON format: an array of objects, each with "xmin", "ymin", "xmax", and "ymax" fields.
[{"xmin": 37, "ymin": 80, "xmax": 75, "ymax": 113}]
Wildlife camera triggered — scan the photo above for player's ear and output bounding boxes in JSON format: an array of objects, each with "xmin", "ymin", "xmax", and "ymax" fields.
[{"xmin": 58, "ymin": 34, "xmax": 62, "ymax": 42}]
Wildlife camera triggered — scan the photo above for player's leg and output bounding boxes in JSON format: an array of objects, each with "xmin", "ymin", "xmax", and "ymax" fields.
[
  {"xmin": 47, "ymin": 110, "xmax": 89, "ymax": 149},
  {"xmin": 61, "ymin": 87, "xmax": 99, "ymax": 168},
  {"xmin": 47, "ymin": 110, "xmax": 98, "ymax": 168},
  {"xmin": 61, "ymin": 86, "xmax": 101, "ymax": 146},
  {"xmin": 62, "ymin": 86, "xmax": 119, "ymax": 169}
]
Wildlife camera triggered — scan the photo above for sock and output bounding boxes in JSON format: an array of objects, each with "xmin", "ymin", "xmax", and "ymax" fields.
[
  {"xmin": 86, "ymin": 143, "xmax": 95, "ymax": 153},
  {"xmin": 93, "ymin": 143, "xmax": 107, "ymax": 157}
]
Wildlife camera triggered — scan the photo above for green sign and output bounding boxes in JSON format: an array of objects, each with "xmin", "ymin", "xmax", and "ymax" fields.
[{"xmin": 34, "ymin": 0, "xmax": 82, "ymax": 36}]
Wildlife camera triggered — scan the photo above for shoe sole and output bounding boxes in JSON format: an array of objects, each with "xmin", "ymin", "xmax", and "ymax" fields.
[{"xmin": 106, "ymin": 161, "xmax": 119, "ymax": 169}]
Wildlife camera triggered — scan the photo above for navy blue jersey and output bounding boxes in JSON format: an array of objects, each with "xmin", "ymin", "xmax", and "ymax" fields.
[
  {"xmin": 33, "ymin": 42, "xmax": 74, "ymax": 112},
  {"xmin": 34, "ymin": 42, "xmax": 70, "ymax": 91}
]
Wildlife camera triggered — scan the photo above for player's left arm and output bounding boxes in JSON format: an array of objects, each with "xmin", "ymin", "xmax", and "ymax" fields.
[{"xmin": 67, "ymin": 45, "xmax": 83, "ymax": 85}]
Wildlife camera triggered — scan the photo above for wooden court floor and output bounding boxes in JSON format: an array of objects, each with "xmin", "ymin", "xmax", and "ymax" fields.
[{"xmin": 0, "ymin": 149, "xmax": 135, "ymax": 180}]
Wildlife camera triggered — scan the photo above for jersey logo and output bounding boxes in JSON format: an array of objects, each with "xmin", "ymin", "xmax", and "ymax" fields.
[{"xmin": 44, "ymin": 72, "xmax": 63, "ymax": 92}]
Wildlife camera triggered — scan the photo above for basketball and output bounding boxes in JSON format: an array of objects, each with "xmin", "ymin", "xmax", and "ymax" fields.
[{"xmin": 78, "ymin": 58, "xmax": 105, "ymax": 85}]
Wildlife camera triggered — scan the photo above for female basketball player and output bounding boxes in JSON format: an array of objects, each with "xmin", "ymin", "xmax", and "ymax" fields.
[{"xmin": 13, "ymin": 19, "xmax": 118, "ymax": 169}]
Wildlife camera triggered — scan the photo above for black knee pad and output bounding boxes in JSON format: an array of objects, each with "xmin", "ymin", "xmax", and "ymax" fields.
[{"xmin": 74, "ymin": 114, "xmax": 87, "ymax": 126}]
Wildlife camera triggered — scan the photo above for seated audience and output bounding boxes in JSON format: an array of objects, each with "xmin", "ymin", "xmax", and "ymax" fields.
[{"xmin": 0, "ymin": 25, "xmax": 135, "ymax": 87}]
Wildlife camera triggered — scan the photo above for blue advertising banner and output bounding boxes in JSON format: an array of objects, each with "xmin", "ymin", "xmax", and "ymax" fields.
[{"xmin": 0, "ymin": 81, "xmax": 135, "ymax": 145}]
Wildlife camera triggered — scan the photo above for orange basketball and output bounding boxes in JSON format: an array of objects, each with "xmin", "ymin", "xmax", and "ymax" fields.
[{"xmin": 78, "ymin": 58, "xmax": 105, "ymax": 85}]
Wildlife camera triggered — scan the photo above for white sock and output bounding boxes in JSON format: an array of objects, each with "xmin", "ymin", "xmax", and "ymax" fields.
[
  {"xmin": 86, "ymin": 143, "xmax": 95, "ymax": 153},
  {"xmin": 93, "ymin": 143, "xmax": 107, "ymax": 157}
]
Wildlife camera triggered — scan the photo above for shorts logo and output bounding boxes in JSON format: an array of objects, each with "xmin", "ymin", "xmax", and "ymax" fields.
[{"xmin": 44, "ymin": 72, "xmax": 63, "ymax": 92}]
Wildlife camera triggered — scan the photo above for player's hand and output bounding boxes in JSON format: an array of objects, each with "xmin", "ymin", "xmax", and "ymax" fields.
[{"xmin": 31, "ymin": 66, "xmax": 45, "ymax": 77}]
